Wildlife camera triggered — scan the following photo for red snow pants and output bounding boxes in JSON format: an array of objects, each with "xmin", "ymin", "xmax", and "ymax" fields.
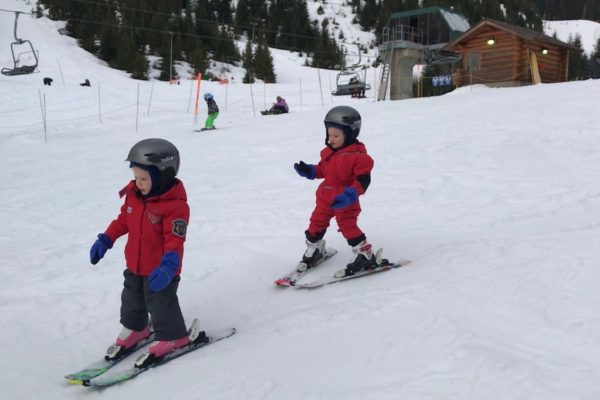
[{"xmin": 307, "ymin": 184, "xmax": 363, "ymax": 240}]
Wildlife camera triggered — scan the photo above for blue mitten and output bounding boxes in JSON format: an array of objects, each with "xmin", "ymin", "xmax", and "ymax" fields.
[
  {"xmin": 294, "ymin": 161, "xmax": 316, "ymax": 180},
  {"xmin": 330, "ymin": 187, "xmax": 358, "ymax": 209},
  {"xmin": 148, "ymin": 252, "xmax": 180, "ymax": 292},
  {"xmin": 90, "ymin": 233, "xmax": 113, "ymax": 265}
]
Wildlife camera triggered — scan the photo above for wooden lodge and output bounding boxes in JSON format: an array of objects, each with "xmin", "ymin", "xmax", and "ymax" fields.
[{"xmin": 444, "ymin": 18, "xmax": 580, "ymax": 87}]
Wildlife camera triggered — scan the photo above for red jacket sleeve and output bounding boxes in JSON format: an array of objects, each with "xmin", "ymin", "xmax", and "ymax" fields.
[
  {"xmin": 161, "ymin": 200, "xmax": 190, "ymax": 264},
  {"xmin": 350, "ymin": 153, "xmax": 374, "ymax": 195},
  {"xmin": 314, "ymin": 147, "xmax": 331, "ymax": 179},
  {"xmin": 104, "ymin": 199, "xmax": 129, "ymax": 243}
]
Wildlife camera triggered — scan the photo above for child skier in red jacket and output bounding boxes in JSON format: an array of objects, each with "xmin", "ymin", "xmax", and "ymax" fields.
[
  {"xmin": 89, "ymin": 138, "xmax": 197, "ymax": 366},
  {"xmin": 294, "ymin": 105, "xmax": 377, "ymax": 277}
]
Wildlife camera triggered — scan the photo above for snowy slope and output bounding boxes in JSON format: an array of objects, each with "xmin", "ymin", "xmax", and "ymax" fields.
[{"xmin": 2, "ymin": 1, "xmax": 600, "ymax": 400}]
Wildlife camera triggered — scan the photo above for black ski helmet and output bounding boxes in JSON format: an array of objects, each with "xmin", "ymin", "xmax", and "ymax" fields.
[
  {"xmin": 126, "ymin": 138, "xmax": 180, "ymax": 191},
  {"xmin": 324, "ymin": 106, "xmax": 361, "ymax": 147}
]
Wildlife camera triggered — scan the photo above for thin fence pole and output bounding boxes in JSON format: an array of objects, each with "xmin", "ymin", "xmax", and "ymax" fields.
[
  {"xmin": 187, "ymin": 79, "xmax": 193, "ymax": 113},
  {"xmin": 38, "ymin": 90, "xmax": 47, "ymax": 142},
  {"xmin": 98, "ymin": 82, "xmax": 102, "ymax": 123},
  {"xmin": 147, "ymin": 81, "xmax": 154, "ymax": 116},
  {"xmin": 328, "ymin": 73, "xmax": 332, "ymax": 104},
  {"xmin": 373, "ymin": 65, "xmax": 378, "ymax": 101},
  {"xmin": 43, "ymin": 94, "xmax": 47, "ymax": 143},
  {"xmin": 136, "ymin": 82, "xmax": 140, "ymax": 132},
  {"xmin": 250, "ymin": 83, "xmax": 256, "ymax": 117},
  {"xmin": 317, "ymin": 67, "xmax": 324, "ymax": 107},
  {"xmin": 57, "ymin": 59, "xmax": 65, "ymax": 86},
  {"xmin": 225, "ymin": 80, "xmax": 228, "ymax": 112}
]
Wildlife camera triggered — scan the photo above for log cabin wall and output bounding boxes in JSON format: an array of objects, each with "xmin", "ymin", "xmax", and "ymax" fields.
[
  {"xmin": 453, "ymin": 27, "xmax": 529, "ymax": 86},
  {"xmin": 446, "ymin": 20, "xmax": 574, "ymax": 88}
]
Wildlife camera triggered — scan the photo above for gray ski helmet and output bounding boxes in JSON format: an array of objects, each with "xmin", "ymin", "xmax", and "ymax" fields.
[
  {"xmin": 324, "ymin": 106, "xmax": 361, "ymax": 144},
  {"xmin": 126, "ymin": 138, "xmax": 180, "ymax": 182}
]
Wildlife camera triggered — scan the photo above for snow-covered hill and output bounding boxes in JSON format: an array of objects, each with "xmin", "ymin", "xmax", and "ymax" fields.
[
  {"xmin": 544, "ymin": 19, "xmax": 600, "ymax": 55},
  {"xmin": 2, "ymin": 1, "xmax": 600, "ymax": 399}
]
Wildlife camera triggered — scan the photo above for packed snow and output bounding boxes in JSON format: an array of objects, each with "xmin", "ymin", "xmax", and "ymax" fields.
[{"xmin": 1, "ymin": 1, "xmax": 600, "ymax": 399}]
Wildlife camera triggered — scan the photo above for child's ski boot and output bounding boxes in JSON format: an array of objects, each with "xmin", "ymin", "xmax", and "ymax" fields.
[
  {"xmin": 134, "ymin": 321, "xmax": 209, "ymax": 369},
  {"xmin": 296, "ymin": 239, "xmax": 326, "ymax": 273},
  {"xmin": 105, "ymin": 324, "xmax": 152, "ymax": 361},
  {"xmin": 334, "ymin": 241, "xmax": 377, "ymax": 278}
]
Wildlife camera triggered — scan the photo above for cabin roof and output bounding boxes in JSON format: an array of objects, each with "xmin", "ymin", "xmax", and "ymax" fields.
[
  {"xmin": 445, "ymin": 18, "xmax": 580, "ymax": 51},
  {"xmin": 388, "ymin": 6, "xmax": 470, "ymax": 33}
]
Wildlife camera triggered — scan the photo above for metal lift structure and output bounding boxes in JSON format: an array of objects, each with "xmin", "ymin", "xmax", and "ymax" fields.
[
  {"xmin": 331, "ymin": 44, "xmax": 371, "ymax": 97},
  {"xmin": 2, "ymin": 11, "xmax": 39, "ymax": 76}
]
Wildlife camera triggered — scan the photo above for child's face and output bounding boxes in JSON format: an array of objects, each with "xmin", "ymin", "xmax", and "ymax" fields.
[
  {"xmin": 132, "ymin": 166, "xmax": 152, "ymax": 195},
  {"xmin": 327, "ymin": 126, "xmax": 345, "ymax": 149}
]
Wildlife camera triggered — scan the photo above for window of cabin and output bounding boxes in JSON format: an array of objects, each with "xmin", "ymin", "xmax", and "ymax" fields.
[{"xmin": 466, "ymin": 52, "xmax": 481, "ymax": 71}]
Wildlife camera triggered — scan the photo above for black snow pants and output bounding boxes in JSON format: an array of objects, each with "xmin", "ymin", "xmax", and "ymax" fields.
[{"xmin": 119, "ymin": 269, "xmax": 188, "ymax": 341}]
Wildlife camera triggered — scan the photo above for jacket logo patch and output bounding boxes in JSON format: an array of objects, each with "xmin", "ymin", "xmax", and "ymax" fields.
[
  {"xmin": 172, "ymin": 219, "xmax": 187, "ymax": 237},
  {"xmin": 147, "ymin": 212, "xmax": 161, "ymax": 225},
  {"xmin": 127, "ymin": 206, "xmax": 133, "ymax": 214}
]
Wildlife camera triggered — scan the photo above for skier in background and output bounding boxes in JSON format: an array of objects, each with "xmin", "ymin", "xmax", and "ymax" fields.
[
  {"xmin": 201, "ymin": 93, "xmax": 219, "ymax": 131},
  {"xmin": 293, "ymin": 105, "xmax": 379, "ymax": 278},
  {"xmin": 89, "ymin": 138, "xmax": 203, "ymax": 366}
]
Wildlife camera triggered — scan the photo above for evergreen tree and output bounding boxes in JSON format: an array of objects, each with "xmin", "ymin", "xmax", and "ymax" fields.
[
  {"xmin": 242, "ymin": 39, "xmax": 255, "ymax": 83},
  {"xmin": 253, "ymin": 38, "xmax": 276, "ymax": 83},
  {"xmin": 535, "ymin": 0, "xmax": 599, "ymax": 20},
  {"xmin": 242, "ymin": 39, "xmax": 254, "ymax": 70},
  {"xmin": 98, "ymin": 27, "xmax": 120, "ymax": 65},
  {"xmin": 568, "ymin": 34, "xmax": 589, "ymax": 80},
  {"xmin": 593, "ymin": 38, "xmax": 600, "ymax": 59},
  {"xmin": 214, "ymin": 26, "xmax": 240, "ymax": 65},
  {"xmin": 311, "ymin": 20, "xmax": 342, "ymax": 70},
  {"xmin": 358, "ymin": 0, "xmax": 378, "ymax": 31},
  {"xmin": 190, "ymin": 42, "xmax": 210, "ymax": 75},
  {"xmin": 212, "ymin": 0, "xmax": 233, "ymax": 23},
  {"xmin": 157, "ymin": 35, "xmax": 177, "ymax": 81}
]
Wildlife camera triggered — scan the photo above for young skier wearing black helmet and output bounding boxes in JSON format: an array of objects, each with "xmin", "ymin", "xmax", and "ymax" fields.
[
  {"xmin": 293, "ymin": 105, "xmax": 377, "ymax": 277},
  {"xmin": 89, "ymin": 138, "xmax": 194, "ymax": 364}
]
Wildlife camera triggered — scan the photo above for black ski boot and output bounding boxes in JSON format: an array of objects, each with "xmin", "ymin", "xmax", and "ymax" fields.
[
  {"xmin": 297, "ymin": 239, "xmax": 326, "ymax": 272},
  {"xmin": 336, "ymin": 241, "xmax": 377, "ymax": 278}
]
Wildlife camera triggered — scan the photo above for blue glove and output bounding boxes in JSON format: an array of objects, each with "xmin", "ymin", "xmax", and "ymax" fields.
[
  {"xmin": 148, "ymin": 252, "xmax": 180, "ymax": 292},
  {"xmin": 90, "ymin": 233, "xmax": 113, "ymax": 265},
  {"xmin": 330, "ymin": 187, "xmax": 358, "ymax": 209},
  {"xmin": 294, "ymin": 161, "xmax": 316, "ymax": 180}
]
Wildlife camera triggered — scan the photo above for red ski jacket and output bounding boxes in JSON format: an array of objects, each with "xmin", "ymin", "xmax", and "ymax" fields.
[
  {"xmin": 314, "ymin": 141, "xmax": 374, "ymax": 204},
  {"xmin": 104, "ymin": 179, "xmax": 189, "ymax": 276}
]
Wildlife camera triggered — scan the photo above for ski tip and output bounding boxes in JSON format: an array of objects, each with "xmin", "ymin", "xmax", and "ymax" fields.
[
  {"xmin": 66, "ymin": 378, "xmax": 84, "ymax": 385},
  {"xmin": 274, "ymin": 279, "xmax": 293, "ymax": 287}
]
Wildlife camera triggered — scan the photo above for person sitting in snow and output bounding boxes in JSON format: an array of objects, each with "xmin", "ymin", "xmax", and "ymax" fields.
[
  {"xmin": 89, "ymin": 138, "xmax": 204, "ymax": 365},
  {"xmin": 202, "ymin": 92, "xmax": 219, "ymax": 131},
  {"xmin": 293, "ymin": 105, "xmax": 378, "ymax": 278},
  {"xmin": 263, "ymin": 96, "xmax": 289, "ymax": 115}
]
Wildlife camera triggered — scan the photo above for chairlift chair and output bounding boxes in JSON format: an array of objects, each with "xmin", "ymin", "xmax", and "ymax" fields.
[
  {"xmin": 331, "ymin": 44, "xmax": 371, "ymax": 96},
  {"xmin": 1, "ymin": 12, "xmax": 39, "ymax": 76},
  {"xmin": 331, "ymin": 68, "xmax": 371, "ymax": 96}
]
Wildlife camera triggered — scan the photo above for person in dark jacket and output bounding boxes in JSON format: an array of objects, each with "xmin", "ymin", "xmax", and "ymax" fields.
[
  {"xmin": 202, "ymin": 93, "xmax": 219, "ymax": 130},
  {"xmin": 293, "ymin": 106, "xmax": 378, "ymax": 278}
]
